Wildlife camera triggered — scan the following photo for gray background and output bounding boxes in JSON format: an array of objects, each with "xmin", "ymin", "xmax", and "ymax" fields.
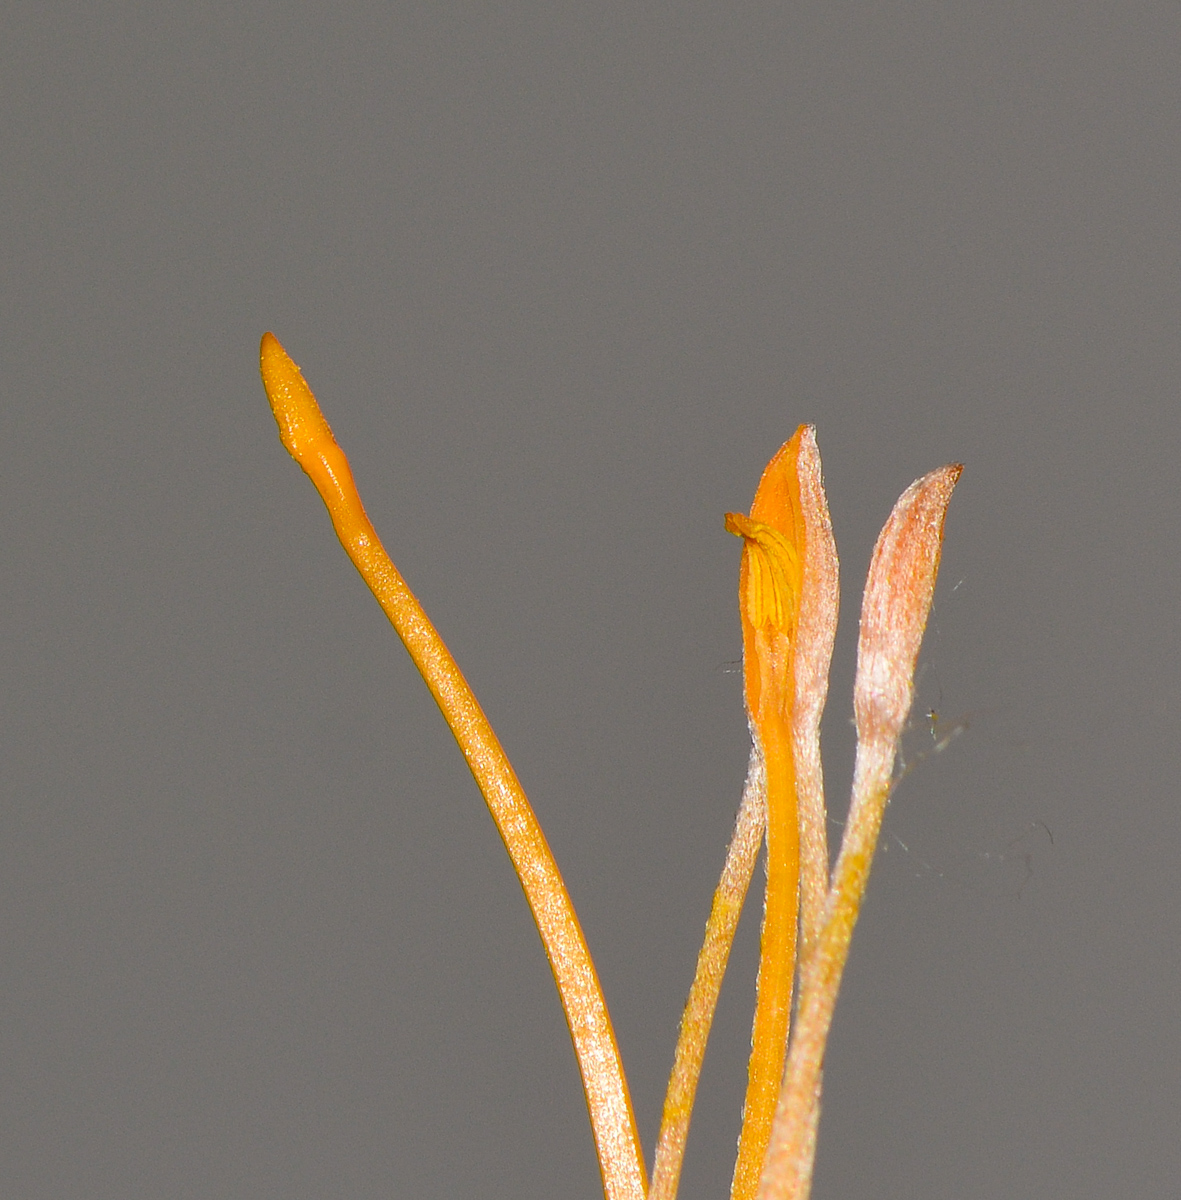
[{"xmin": 3, "ymin": 3, "xmax": 1178, "ymax": 1198}]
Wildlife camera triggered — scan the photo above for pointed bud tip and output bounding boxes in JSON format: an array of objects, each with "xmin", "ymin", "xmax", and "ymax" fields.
[
  {"xmin": 258, "ymin": 333, "xmax": 335, "ymax": 461},
  {"xmin": 853, "ymin": 461, "xmax": 962, "ymax": 743}
]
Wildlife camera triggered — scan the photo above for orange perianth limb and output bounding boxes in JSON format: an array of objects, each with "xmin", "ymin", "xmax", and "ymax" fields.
[
  {"xmin": 258, "ymin": 333, "xmax": 647, "ymax": 1200},
  {"xmin": 724, "ymin": 428, "xmax": 808, "ymax": 1200}
]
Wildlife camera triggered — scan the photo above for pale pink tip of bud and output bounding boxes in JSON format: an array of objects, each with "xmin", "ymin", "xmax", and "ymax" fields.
[{"xmin": 853, "ymin": 463, "xmax": 963, "ymax": 744}]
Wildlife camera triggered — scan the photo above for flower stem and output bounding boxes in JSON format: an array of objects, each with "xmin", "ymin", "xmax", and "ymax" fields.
[
  {"xmin": 259, "ymin": 333, "xmax": 647, "ymax": 1200},
  {"xmin": 650, "ymin": 748, "xmax": 767, "ymax": 1200},
  {"xmin": 756, "ymin": 743, "xmax": 894, "ymax": 1200}
]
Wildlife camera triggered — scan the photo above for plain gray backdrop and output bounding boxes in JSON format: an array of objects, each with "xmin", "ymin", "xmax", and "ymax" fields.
[{"xmin": 3, "ymin": 3, "xmax": 1178, "ymax": 1197}]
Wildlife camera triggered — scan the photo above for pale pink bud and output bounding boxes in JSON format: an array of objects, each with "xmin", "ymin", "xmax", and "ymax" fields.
[{"xmin": 854, "ymin": 464, "xmax": 963, "ymax": 746}]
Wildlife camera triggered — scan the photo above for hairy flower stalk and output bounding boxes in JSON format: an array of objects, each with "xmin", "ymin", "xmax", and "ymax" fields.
[
  {"xmin": 649, "ymin": 749, "xmax": 767, "ymax": 1200},
  {"xmin": 258, "ymin": 333, "xmax": 959, "ymax": 1200}
]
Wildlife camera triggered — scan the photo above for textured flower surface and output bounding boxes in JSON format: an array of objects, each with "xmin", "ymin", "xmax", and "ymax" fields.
[{"xmin": 260, "ymin": 333, "xmax": 961, "ymax": 1200}]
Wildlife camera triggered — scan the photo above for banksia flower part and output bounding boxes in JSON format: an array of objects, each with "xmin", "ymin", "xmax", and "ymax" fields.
[
  {"xmin": 259, "ymin": 333, "xmax": 647, "ymax": 1200},
  {"xmin": 854, "ymin": 464, "xmax": 963, "ymax": 746},
  {"xmin": 725, "ymin": 427, "xmax": 823, "ymax": 1200},
  {"xmin": 757, "ymin": 463, "xmax": 962, "ymax": 1200},
  {"xmin": 260, "ymin": 332, "xmax": 963, "ymax": 1200}
]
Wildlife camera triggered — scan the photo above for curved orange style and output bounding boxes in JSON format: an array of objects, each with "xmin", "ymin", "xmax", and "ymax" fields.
[{"xmin": 259, "ymin": 333, "xmax": 647, "ymax": 1200}]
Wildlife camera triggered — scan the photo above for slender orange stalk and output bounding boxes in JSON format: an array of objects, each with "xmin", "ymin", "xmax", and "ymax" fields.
[
  {"xmin": 724, "ymin": 430, "xmax": 809, "ymax": 1200},
  {"xmin": 649, "ymin": 748, "xmax": 767, "ymax": 1200},
  {"xmin": 757, "ymin": 463, "xmax": 962, "ymax": 1200},
  {"xmin": 258, "ymin": 333, "xmax": 646, "ymax": 1200}
]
